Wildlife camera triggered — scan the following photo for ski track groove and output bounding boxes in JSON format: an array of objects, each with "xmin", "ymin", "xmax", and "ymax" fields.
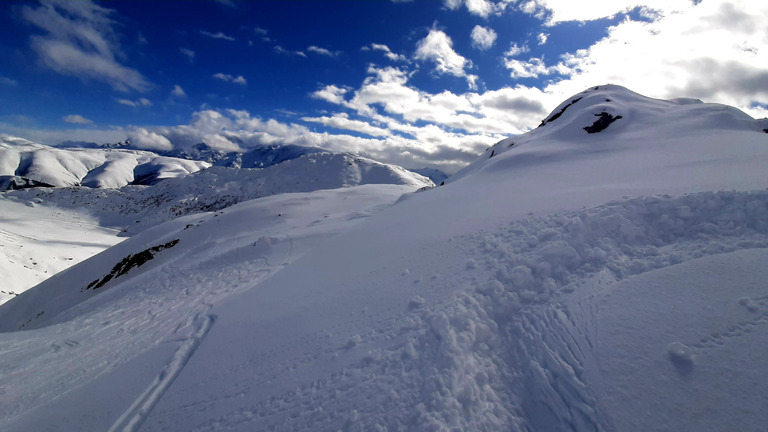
[{"xmin": 107, "ymin": 311, "xmax": 216, "ymax": 432}]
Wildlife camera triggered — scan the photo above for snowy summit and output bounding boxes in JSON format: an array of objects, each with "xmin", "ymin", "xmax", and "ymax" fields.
[{"xmin": 0, "ymin": 85, "xmax": 767, "ymax": 431}]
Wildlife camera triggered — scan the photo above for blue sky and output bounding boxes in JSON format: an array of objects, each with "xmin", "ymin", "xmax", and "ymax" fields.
[{"xmin": 1, "ymin": 0, "xmax": 766, "ymax": 172}]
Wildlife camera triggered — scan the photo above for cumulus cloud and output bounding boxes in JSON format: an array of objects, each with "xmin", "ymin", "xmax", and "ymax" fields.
[
  {"xmin": 471, "ymin": 25, "xmax": 497, "ymax": 50},
  {"xmin": 128, "ymin": 128, "xmax": 172, "ymax": 151},
  {"xmin": 538, "ymin": 0, "xmax": 768, "ymax": 117},
  {"xmin": 62, "ymin": 114, "xmax": 93, "ymax": 124},
  {"xmin": 537, "ymin": 32, "xmax": 549, "ymax": 45},
  {"xmin": 504, "ymin": 42, "xmax": 530, "ymax": 58},
  {"xmin": 444, "ymin": 0, "xmax": 498, "ymax": 18},
  {"xmin": 312, "ymin": 85, "xmax": 350, "ymax": 105},
  {"xmin": 504, "ymin": 57, "xmax": 562, "ymax": 79},
  {"xmin": 307, "ymin": 65, "xmax": 548, "ymax": 170},
  {"xmin": 213, "ymin": 73, "xmax": 247, "ymax": 85},
  {"xmin": 200, "ymin": 30, "xmax": 235, "ymax": 41},
  {"xmin": 362, "ymin": 43, "xmax": 408, "ymax": 62},
  {"xmin": 415, "ymin": 29, "xmax": 478, "ymax": 89},
  {"xmin": 116, "ymin": 97, "xmax": 152, "ymax": 107},
  {"xmin": 20, "ymin": 0, "xmax": 149, "ymax": 92}
]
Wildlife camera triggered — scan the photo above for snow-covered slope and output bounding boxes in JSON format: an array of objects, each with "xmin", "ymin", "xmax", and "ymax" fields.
[
  {"xmin": 0, "ymin": 136, "xmax": 210, "ymax": 189},
  {"xmin": 1, "ymin": 85, "xmax": 767, "ymax": 431},
  {"xmin": 0, "ymin": 150, "xmax": 432, "ymax": 303},
  {"xmin": 0, "ymin": 198, "xmax": 124, "ymax": 305}
]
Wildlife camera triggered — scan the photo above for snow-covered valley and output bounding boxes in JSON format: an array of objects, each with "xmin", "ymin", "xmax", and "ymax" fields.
[{"xmin": 1, "ymin": 85, "xmax": 767, "ymax": 431}]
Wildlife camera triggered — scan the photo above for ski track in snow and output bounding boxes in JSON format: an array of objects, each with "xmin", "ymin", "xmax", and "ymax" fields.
[
  {"xmin": 142, "ymin": 189, "xmax": 768, "ymax": 431},
  {"xmin": 108, "ymin": 310, "xmax": 216, "ymax": 432}
]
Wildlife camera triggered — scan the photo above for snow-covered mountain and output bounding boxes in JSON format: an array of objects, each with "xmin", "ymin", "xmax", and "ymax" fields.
[
  {"xmin": 163, "ymin": 142, "xmax": 327, "ymax": 169},
  {"xmin": 0, "ymin": 136, "xmax": 210, "ymax": 189},
  {"xmin": 0, "ymin": 149, "xmax": 432, "ymax": 303},
  {"xmin": 1, "ymin": 85, "xmax": 767, "ymax": 431}
]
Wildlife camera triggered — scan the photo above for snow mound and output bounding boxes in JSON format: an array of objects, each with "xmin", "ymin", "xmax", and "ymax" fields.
[
  {"xmin": 451, "ymin": 85, "xmax": 768, "ymax": 184},
  {"xmin": 0, "ymin": 135, "xmax": 209, "ymax": 189}
]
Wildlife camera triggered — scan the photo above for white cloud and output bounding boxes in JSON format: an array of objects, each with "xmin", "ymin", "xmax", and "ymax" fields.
[
  {"xmin": 171, "ymin": 85, "xmax": 186, "ymax": 98},
  {"xmin": 471, "ymin": 25, "xmax": 497, "ymax": 50},
  {"xmin": 504, "ymin": 42, "xmax": 530, "ymax": 57},
  {"xmin": 520, "ymin": 0, "xmax": 691, "ymax": 25},
  {"xmin": 444, "ymin": 0, "xmax": 497, "ymax": 18},
  {"xmin": 200, "ymin": 30, "xmax": 235, "ymax": 41},
  {"xmin": 504, "ymin": 57, "xmax": 558, "ymax": 79},
  {"xmin": 307, "ymin": 45, "xmax": 339, "ymax": 57},
  {"xmin": 537, "ymin": 32, "xmax": 549, "ymax": 45},
  {"xmin": 115, "ymin": 97, "xmax": 152, "ymax": 107},
  {"xmin": 363, "ymin": 43, "xmax": 408, "ymax": 62},
  {"xmin": 274, "ymin": 45, "xmax": 307, "ymax": 57},
  {"xmin": 312, "ymin": 85, "xmax": 350, "ymax": 105},
  {"xmin": 128, "ymin": 128, "xmax": 172, "ymax": 151},
  {"xmin": 62, "ymin": 114, "xmax": 93, "ymax": 124},
  {"xmin": 180, "ymin": 48, "xmax": 195, "ymax": 62},
  {"xmin": 415, "ymin": 29, "xmax": 477, "ymax": 89},
  {"xmin": 302, "ymin": 114, "xmax": 392, "ymax": 137},
  {"xmin": 213, "ymin": 73, "xmax": 247, "ymax": 85},
  {"xmin": 308, "ymin": 65, "xmax": 548, "ymax": 170},
  {"xmin": 20, "ymin": 0, "xmax": 149, "ymax": 92},
  {"xmin": 541, "ymin": 0, "xmax": 768, "ymax": 118}
]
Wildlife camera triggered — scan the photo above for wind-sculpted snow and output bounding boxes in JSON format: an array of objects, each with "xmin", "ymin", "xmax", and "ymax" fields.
[{"xmin": 0, "ymin": 136, "xmax": 209, "ymax": 190}]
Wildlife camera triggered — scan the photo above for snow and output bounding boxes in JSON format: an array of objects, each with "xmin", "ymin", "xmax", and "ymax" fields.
[
  {"xmin": 0, "ymin": 85, "xmax": 767, "ymax": 431},
  {"xmin": 590, "ymin": 248, "xmax": 768, "ymax": 431},
  {"xmin": 0, "ymin": 150, "xmax": 432, "ymax": 302},
  {"xmin": 0, "ymin": 135, "xmax": 210, "ymax": 189},
  {"xmin": 0, "ymin": 198, "xmax": 124, "ymax": 305}
]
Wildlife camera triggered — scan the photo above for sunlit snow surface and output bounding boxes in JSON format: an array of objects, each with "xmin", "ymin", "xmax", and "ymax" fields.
[{"xmin": 1, "ymin": 86, "xmax": 767, "ymax": 431}]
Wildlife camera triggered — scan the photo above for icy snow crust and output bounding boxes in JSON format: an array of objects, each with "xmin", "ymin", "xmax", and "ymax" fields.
[{"xmin": 1, "ymin": 85, "xmax": 767, "ymax": 431}]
